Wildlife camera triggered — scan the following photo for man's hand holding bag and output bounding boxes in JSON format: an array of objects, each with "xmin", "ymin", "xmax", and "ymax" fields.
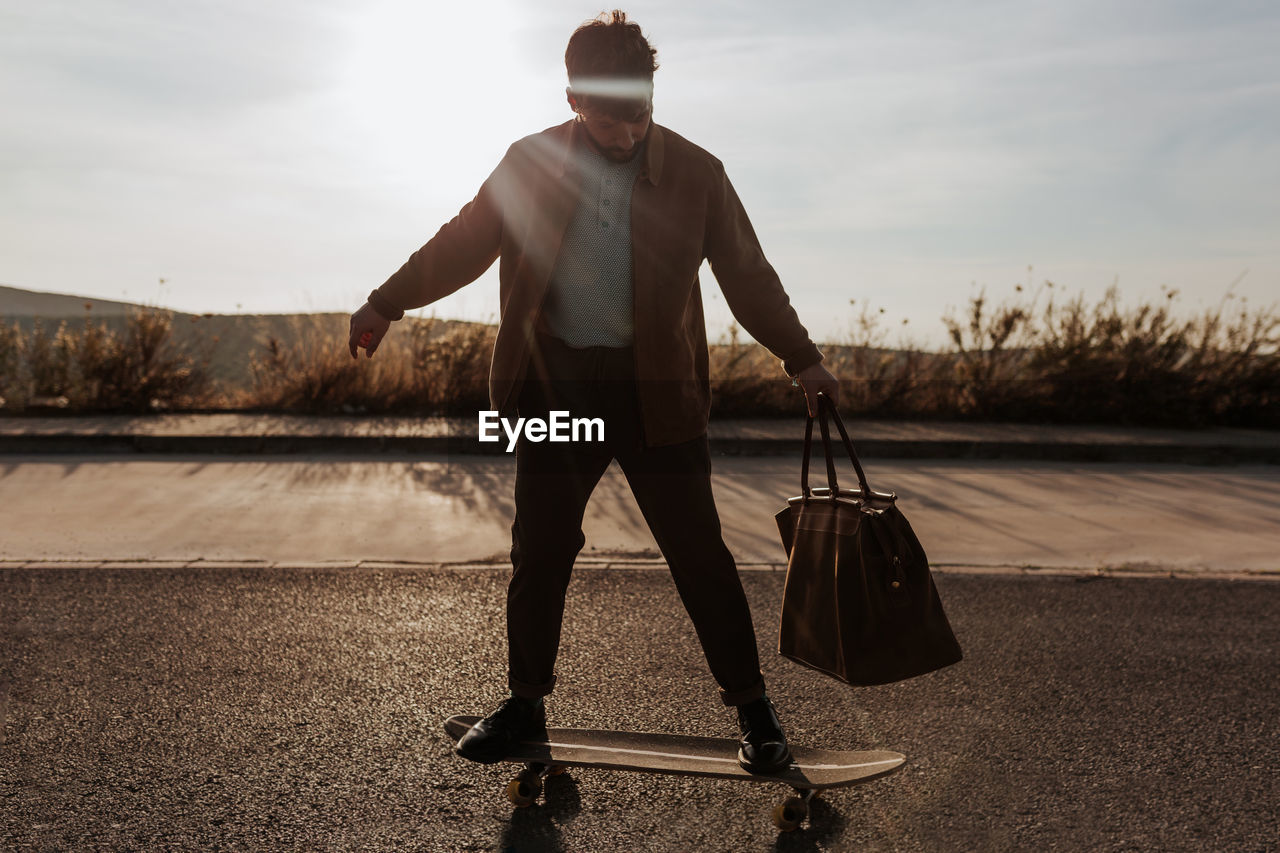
[{"xmin": 774, "ymin": 392, "xmax": 963, "ymax": 686}]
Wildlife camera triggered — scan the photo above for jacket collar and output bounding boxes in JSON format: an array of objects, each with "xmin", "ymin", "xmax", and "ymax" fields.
[{"xmin": 557, "ymin": 118, "xmax": 664, "ymax": 187}]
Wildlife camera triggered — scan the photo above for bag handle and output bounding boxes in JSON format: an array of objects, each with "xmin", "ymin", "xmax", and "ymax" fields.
[{"xmin": 800, "ymin": 391, "xmax": 875, "ymax": 503}]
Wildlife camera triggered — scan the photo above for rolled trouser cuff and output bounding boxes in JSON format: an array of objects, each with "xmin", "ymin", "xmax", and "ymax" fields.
[
  {"xmin": 718, "ymin": 678, "xmax": 766, "ymax": 707},
  {"xmin": 509, "ymin": 672, "xmax": 557, "ymax": 700}
]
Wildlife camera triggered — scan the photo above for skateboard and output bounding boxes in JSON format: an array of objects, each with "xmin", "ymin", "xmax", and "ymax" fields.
[{"xmin": 444, "ymin": 714, "xmax": 905, "ymax": 831}]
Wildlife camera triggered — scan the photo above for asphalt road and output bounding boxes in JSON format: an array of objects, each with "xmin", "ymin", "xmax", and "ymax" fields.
[{"xmin": 2, "ymin": 566, "xmax": 1276, "ymax": 851}]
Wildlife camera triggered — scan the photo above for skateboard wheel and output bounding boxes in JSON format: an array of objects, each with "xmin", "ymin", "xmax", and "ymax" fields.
[
  {"xmin": 771, "ymin": 796, "xmax": 808, "ymax": 831},
  {"xmin": 547, "ymin": 765, "xmax": 568, "ymax": 776},
  {"xmin": 505, "ymin": 776, "xmax": 542, "ymax": 807}
]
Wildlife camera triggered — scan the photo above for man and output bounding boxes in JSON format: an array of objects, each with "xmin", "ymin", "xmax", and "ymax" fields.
[{"xmin": 347, "ymin": 11, "xmax": 839, "ymax": 774}]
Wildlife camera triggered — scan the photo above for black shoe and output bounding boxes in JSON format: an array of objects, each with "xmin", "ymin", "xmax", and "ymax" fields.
[
  {"xmin": 736, "ymin": 696, "xmax": 792, "ymax": 773},
  {"xmin": 455, "ymin": 696, "xmax": 547, "ymax": 765}
]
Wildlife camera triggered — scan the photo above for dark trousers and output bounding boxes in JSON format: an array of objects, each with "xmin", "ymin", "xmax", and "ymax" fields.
[{"xmin": 506, "ymin": 329, "xmax": 766, "ymax": 707}]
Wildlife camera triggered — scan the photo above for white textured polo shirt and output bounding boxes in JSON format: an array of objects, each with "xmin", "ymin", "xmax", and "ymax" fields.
[{"xmin": 540, "ymin": 136, "xmax": 646, "ymax": 347}]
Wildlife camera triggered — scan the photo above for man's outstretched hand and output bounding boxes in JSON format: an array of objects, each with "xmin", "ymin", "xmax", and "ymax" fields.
[
  {"xmin": 349, "ymin": 302, "xmax": 391, "ymax": 359},
  {"xmin": 796, "ymin": 362, "xmax": 840, "ymax": 417}
]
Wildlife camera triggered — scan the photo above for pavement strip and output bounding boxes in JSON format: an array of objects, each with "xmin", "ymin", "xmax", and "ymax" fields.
[{"xmin": 0, "ymin": 558, "xmax": 1276, "ymax": 581}]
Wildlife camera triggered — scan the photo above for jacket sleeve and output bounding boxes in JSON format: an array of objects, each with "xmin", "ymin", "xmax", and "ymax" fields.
[
  {"xmin": 702, "ymin": 158, "xmax": 824, "ymax": 376},
  {"xmin": 367, "ymin": 148, "xmax": 511, "ymax": 321}
]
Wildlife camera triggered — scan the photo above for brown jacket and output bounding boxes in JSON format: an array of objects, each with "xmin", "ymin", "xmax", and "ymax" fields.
[{"xmin": 369, "ymin": 118, "xmax": 824, "ymax": 448}]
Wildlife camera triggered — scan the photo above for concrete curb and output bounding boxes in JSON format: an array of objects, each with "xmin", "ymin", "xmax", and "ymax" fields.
[
  {"xmin": 2, "ymin": 558, "xmax": 1277, "ymax": 581},
  {"xmin": 1, "ymin": 432, "xmax": 1277, "ymax": 463}
]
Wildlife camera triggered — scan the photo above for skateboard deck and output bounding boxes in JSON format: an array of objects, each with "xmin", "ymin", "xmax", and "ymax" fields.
[{"xmin": 444, "ymin": 714, "xmax": 905, "ymax": 830}]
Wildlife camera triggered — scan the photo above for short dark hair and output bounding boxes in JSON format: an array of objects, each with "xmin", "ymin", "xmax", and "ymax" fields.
[{"xmin": 565, "ymin": 10, "xmax": 658, "ymax": 118}]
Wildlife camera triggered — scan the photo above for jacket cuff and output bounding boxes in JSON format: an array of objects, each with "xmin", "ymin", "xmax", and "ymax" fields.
[
  {"xmin": 367, "ymin": 289, "xmax": 405, "ymax": 322},
  {"xmin": 782, "ymin": 342, "xmax": 824, "ymax": 377}
]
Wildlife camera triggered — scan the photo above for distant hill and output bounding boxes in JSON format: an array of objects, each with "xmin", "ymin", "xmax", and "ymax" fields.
[{"xmin": 0, "ymin": 283, "xmax": 141, "ymax": 316}]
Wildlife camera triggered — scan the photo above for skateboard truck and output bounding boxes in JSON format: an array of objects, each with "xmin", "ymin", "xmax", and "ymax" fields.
[
  {"xmin": 505, "ymin": 761, "xmax": 568, "ymax": 808},
  {"xmin": 771, "ymin": 787, "xmax": 820, "ymax": 831}
]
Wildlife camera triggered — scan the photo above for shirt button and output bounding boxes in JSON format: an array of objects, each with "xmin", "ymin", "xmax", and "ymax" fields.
[
  {"xmin": 605, "ymin": 179, "xmax": 612, "ymax": 186},
  {"xmin": 601, "ymin": 221, "xmax": 609, "ymax": 228},
  {"xmin": 603, "ymin": 200, "xmax": 611, "ymax": 207}
]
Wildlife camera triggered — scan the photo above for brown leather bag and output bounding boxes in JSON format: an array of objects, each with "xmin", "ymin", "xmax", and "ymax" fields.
[{"xmin": 774, "ymin": 392, "xmax": 963, "ymax": 685}]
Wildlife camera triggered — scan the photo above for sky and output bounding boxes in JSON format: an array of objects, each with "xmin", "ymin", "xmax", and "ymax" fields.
[{"xmin": 2, "ymin": 0, "xmax": 1277, "ymax": 348}]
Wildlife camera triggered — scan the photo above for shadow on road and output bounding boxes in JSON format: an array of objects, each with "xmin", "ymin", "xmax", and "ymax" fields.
[
  {"xmin": 772, "ymin": 796, "xmax": 847, "ymax": 851},
  {"xmin": 495, "ymin": 772, "xmax": 581, "ymax": 852}
]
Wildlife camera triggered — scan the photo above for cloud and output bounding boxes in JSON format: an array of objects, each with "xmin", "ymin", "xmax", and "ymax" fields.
[{"xmin": 1, "ymin": 0, "xmax": 1276, "ymax": 332}]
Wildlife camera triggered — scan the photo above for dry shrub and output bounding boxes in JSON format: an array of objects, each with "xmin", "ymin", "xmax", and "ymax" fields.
[
  {"xmin": 409, "ymin": 318, "xmax": 495, "ymax": 414},
  {"xmin": 242, "ymin": 313, "xmax": 496, "ymax": 415},
  {"xmin": 939, "ymin": 287, "xmax": 1037, "ymax": 418},
  {"xmin": 1029, "ymin": 285, "xmax": 1279, "ymax": 426},
  {"xmin": 26, "ymin": 318, "xmax": 78, "ymax": 402},
  {"xmin": 0, "ymin": 307, "xmax": 214, "ymax": 412},
  {"xmin": 709, "ymin": 322, "xmax": 797, "ymax": 416},
  {"xmin": 246, "ymin": 314, "xmax": 410, "ymax": 413},
  {"xmin": 0, "ymin": 319, "xmax": 27, "ymax": 409},
  {"xmin": 838, "ymin": 300, "xmax": 943, "ymax": 418},
  {"xmin": 79, "ymin": 308, "xmax": 214, "ymax": 411}
]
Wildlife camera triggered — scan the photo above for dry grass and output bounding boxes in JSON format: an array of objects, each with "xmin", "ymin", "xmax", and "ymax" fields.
[
  {"xmin": 1024, "ymin": 284, "xmax": 1279, "ymax": 426},
  {"xmin": 2, "ymin": 284, "xmax": 1276, "ymax": 427},
  {"xmin": 243, "ymin": 314, "xmax": 494, "ymax": 415},
  {"xmin": 0, "ymin": 305, "xmax": 220, "ymax": 413}
]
